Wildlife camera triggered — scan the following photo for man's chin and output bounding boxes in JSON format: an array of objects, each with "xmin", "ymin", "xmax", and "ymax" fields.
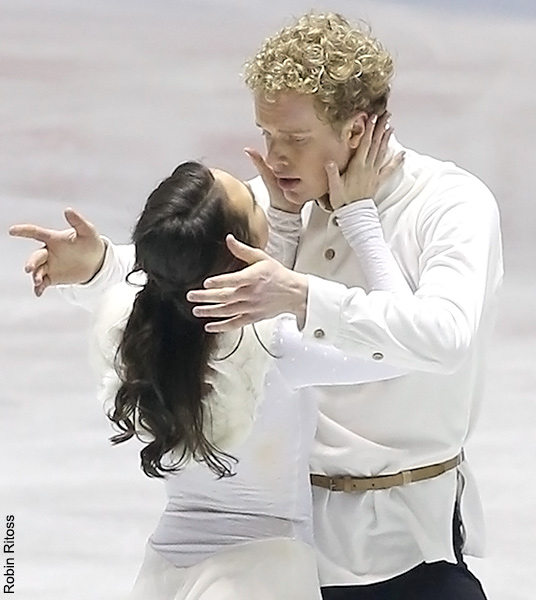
[{"xmin": 283, "ymin": 188, "xmax": 314, "ymax": 207}]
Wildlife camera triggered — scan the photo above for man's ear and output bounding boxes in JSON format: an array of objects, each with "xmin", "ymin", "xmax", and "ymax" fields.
[{"xmin": 346, "ymin": 112, "xmax": 368, "ymax": 149}]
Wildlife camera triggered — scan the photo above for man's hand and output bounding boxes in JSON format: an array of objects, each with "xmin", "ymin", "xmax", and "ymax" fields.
[
  {"xmin": 9, "ymin": 208, "xmax": 106, "ymax": 297},
  {"xmin": 186, "ymin": 234, "xmax": 308, "ymax": 333},
  {"xmin": 244, "ymin": 147, "xmax": 302, "ymax": 214},
  {"xmin": 327, "ymin": 113, "xmax": 405, "ymax": 210}
]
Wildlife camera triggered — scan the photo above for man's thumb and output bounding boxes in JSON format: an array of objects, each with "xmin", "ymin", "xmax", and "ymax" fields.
[{"xmin": 226, "ymin": 234, "xmax": 267, "ymax": 265}]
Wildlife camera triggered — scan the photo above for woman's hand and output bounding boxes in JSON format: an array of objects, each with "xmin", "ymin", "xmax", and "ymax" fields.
[
  {"xmin": 8, "ymin": 208, "xmax": 106, "ymax": 296},
  {"xmin": 327, "ymin": 113, "xmax": 405, "ymax": 210},
  {"xmin": 244, "ymin": 147, "xmax": 302, "ymax": 214}
]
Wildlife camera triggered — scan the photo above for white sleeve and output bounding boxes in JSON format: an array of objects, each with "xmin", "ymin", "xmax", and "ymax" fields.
[
  {"xmin": 335, "ymin": 199, "xmax": 411, "ymax": 293},
  {"xmin": 264, "ymin": 207, "xmax": 302, "ymax": 268},
  {"xmin": 301, "ymin": 182, "xmax": 503, "ymax": 374},
  {"xmin": 273, "ymin": 201, "xmax": 409, "ymax": 389},
  {"xmin": 89, "ymin": 282, "xmax": 138, "ymax": 419},
  {"xmin": 247, "ymin": 175, "xmax": 302, "ymax": 268},
  {"xmin": 57, "ymin": 237, "xmax": 135, "ymax": 313},
  {"xmin": 272, "ymin": 314, "xmax": 406, "ymax": 390}
]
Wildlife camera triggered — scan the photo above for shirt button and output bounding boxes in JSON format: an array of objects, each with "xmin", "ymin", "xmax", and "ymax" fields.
[
  {"xmin": 332, "ymin": 216, "xmax": 339, "ymax": 227},
  {"xmin": 324, "ymin": 248, "xmax": 336, "ymax": 260},
  {"xmin": 372, "ymin": 352, "xmax": 384, "ymax": 361},
  {"xmin": 314, "ymin": 328, "xmax": 325, "ymax": 339}
]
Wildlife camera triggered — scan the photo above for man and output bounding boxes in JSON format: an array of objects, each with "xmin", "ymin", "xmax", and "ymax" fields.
[{"xmin": 10, "ymin": 12, "xmax": 502, "ymax": 600}]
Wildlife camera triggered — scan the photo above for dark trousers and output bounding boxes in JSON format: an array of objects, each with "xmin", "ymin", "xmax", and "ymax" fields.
[{"xmin": 321, "ymin": 506, "xmax": 487, "ymax": 600}]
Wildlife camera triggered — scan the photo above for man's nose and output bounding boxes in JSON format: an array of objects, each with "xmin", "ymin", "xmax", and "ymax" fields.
[{"xmin": 265, "ymin": 139, "xmax": 289, "ymax": 171}]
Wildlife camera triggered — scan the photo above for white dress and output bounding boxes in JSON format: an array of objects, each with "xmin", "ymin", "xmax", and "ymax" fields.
[{"xmin": 89, "ymin": 201, "xmax": 405, "ymax": 600}]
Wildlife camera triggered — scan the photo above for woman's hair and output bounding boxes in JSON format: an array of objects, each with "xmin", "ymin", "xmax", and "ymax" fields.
[
  {"xmin": 108, "ymin": 161, "xmax": 255, "ymax": 478},
  {"xmin": 244, "ymin": 12, "xmax": 394, "ymax": 127}
]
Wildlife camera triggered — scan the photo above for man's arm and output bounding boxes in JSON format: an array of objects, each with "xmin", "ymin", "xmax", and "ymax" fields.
[
  {"xmin": 302, "ymin": 183, "xmax": 503, "ymax": 374},
  {"xmin": 188, "ymin": 183, "xmax": 502, "ymax": 374}
]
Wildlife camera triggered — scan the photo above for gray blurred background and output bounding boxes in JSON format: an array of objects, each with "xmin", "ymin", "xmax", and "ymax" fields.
[{"xmin": 1, "ymin": 1, "xmax": 535, "ymax": 598}]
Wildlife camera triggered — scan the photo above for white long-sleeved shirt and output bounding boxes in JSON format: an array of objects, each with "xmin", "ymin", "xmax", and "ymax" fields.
[{"xmin": 264, "ymin": 138, "xmax": 503, "ymax": 585}]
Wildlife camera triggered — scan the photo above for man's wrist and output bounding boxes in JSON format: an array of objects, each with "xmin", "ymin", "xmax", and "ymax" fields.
[{"xmin": 290, "ymin": 272, "xmax": 308, "ymax": 329}]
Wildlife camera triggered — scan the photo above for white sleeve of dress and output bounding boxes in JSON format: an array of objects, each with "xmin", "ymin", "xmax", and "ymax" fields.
[
  {"xmin": 335, "ymin": 199, "xmax": 412, "ymax": 294},
  {"xmin": 247, "ymin": 175, "xmax": 302, "ymax": 268},
  {"xmin": 264, "ymin": 207, "xmax": 302, "ymax": 268},
  {"xmin": 90, "ymin": 283, "xmax": 276, "ymax": 461},
  {"xmin": 273, "ymin": 200, "xmax": 407, "ymax": 390},
  {"xmin": 89, "ymin": 282, "xmax": 138, "ymax": 420}
]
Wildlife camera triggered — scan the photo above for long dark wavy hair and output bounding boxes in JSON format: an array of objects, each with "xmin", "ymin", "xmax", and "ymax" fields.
[{"xmin": 108, "ymin": 161, "xmax": 256, "ymax": 479}]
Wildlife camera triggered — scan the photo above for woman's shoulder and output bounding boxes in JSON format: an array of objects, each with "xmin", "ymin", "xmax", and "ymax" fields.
[{"xmin": 94, "ymin": 280, "xmax": 143, "ymax": 334}]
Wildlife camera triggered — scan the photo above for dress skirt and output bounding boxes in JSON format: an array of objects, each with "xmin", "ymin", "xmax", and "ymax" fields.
[{"xmin": 127, "ymin": 537, "xmax": 322, "ymax": 600}]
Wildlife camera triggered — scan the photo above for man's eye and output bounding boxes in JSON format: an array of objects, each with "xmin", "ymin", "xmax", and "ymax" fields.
[{"xmin": 291, "ymin": 136, "xmax": 308, "ymax": 144}]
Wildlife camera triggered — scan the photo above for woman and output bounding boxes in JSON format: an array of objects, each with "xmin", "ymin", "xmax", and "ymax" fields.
[{"xmin": 91, "ymin": 132, "xmax": 407, "ymax": 600}]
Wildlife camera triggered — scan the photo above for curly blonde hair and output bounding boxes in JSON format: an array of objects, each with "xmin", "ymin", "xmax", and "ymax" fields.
[{"xmin": 244, "ymin": 13, "xmax": 394, "ymax": 127}]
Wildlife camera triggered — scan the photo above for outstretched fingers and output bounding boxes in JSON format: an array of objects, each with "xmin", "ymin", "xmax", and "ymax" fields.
[
  {"xmin": 9, "ymin": 224, "xmax": 55, "ymax": 244},
  {"xmin": 188, "ymin": 285, "xmax": 251, "ymax": 304},
  {"xmin": 204, "ymin": 314, "xmax": 251, "ymax": 333}
]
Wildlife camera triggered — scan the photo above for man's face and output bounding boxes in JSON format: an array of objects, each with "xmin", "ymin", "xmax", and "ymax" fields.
[{"xmin": 254, "ymin": 91, "xmax": 359, "ymax": 207}]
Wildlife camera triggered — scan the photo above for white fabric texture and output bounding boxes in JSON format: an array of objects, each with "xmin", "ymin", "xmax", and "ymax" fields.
[
  {"xmin": 63, "ymin": 193, "xmax": 407, "ymax": 597},
  {"xmin": 90, "ymin": 277, "xmax": 274, "ymax": 460},
  {"xmin": 85, "ymin": 207, "xmax": 405, "ymax": 576},
  {"xmin": 286, "ymin": 137, "xmax": 503, "ymax": 585},
  {"xmin": 127, "ymin": 539, "xmax": 322, "ymax": 600}
]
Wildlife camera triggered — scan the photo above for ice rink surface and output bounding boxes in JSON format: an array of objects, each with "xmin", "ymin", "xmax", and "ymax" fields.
[{"xmin": 1, "ymin": 1, "xmax": 535, "ymax": 598}]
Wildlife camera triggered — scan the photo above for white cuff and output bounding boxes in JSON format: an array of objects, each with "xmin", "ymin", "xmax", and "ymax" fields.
[{"xmin": 301, "ymin": 275, "xmax": 351, "ymax": 346}]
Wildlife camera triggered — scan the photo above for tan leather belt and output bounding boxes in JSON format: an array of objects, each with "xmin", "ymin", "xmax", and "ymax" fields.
[{"xmin": 310, "ymin": 453, "xmax": 463, "ymax": 493}]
